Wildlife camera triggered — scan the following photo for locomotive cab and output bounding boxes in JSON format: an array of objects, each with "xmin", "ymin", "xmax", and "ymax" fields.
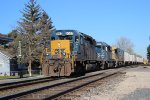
[{"xmin": 50, "ymin": 30, "xmax": 80, "ymax": 59}]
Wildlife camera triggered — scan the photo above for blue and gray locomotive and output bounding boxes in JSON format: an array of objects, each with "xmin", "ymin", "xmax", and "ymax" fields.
[{"xmin": 42, "ymin": 30, "xmax": 97, "ymax": 76}]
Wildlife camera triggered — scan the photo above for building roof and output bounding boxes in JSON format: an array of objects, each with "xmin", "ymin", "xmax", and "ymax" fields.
[
  {"xmin": 0, "ymin": 36, "xmax": 13, "ymax": 45},
  {"xmin": 0, "ymin": 50, "xmax": 13, "ymax": 59}
]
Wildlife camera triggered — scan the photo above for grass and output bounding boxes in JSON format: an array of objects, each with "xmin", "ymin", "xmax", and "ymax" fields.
[
  {"xmin": 0, "ymin": 76, "xmax": 19, "ymax": 80},
  {"xmin": 0, "ymin": 74, "xmax": 42, "ymax": 80},
  {"xmin": 0, "ymin": 70, "xmax": 42, "ymax": 80}
]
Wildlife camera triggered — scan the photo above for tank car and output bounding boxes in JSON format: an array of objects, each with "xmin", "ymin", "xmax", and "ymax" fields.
[{"xmin": 42, "ymin": 30, "xmax": 97, "ymax": 76}]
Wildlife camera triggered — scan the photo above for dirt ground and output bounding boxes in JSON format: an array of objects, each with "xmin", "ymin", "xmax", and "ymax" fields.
[{"xmin": 78, "ymin": 65, "xmax": 150, "ymax": 100}]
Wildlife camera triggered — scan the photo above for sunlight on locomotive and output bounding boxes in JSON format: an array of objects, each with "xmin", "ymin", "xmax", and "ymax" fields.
[{"xmin": 51, "ymin": 40, "xmax": 70, "ymax": 59}]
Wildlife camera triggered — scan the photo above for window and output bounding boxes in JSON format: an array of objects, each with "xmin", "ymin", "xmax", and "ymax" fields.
[
  {"xmin": 58, "ymin": 36, "xmax": 72, "ymax": 40},
  {"xmin": 108, "ymin": 46, "xmax": 111, "ymax": 51},
  {"xmin": 51, "ymin": 37, "xmax": 55, "ymax": 40},
  {"xmin": 105, "ymin": 47, "xmax": 108, "ymax": 51},
  {"xmin": 102, "ymin": 46, "xmax": 105, "ymax": 50},
  {"xmin": 80, "ymin": 36, "xmax": 83, "ymax": 44},
  {"xmin": 115, "ymin": 49, "xmax": 118, "ymax": 53},
  {"xmin": 75, "ymin": 36, "xmax": 79, "ymax": 42}
]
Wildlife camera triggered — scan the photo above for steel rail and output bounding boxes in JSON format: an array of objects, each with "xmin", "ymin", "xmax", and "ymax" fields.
[{"xmin": 2, "ymin": 67, "xmax": 127, "ymax": 100}]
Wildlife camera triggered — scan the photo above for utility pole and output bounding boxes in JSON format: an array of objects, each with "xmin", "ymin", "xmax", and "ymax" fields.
[
  {"xmin": 18, "ymin": 41, "xmax": 22, "ymax": 58},
  {"xmin": 18, "ymin": 41, "xmax": 23, "ymax": 78}
]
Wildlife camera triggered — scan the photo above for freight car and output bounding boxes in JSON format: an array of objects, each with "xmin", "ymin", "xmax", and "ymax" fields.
[{"xmin": 41, "ymin": 29, "xmax": 145, "ymax": 77}]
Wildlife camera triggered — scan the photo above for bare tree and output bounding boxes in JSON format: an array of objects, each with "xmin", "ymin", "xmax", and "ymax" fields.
[{"xmin": 116, "ymin": 37, "xmax": 134, "ymax": 54}]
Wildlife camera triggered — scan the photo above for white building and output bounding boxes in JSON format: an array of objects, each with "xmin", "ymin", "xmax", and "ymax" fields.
[{"xmin": 0, "ymin": 50, "xmax": 15, "ymax": 76}]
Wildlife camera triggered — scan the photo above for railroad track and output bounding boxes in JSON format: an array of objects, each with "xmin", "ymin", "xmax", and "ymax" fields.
[
  {"xmin": 0, "ymin": 66, "xmax": 130, "ymax": 100},
  {"xmin": 0, "ymin": 76, "xmax": 61, "ymax": 98},
  {"xmin": 0, "ymin": 76, "xmax": 55, "ymax": 89}
]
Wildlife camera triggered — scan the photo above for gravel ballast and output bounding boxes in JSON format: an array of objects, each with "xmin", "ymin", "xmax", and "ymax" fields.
[{"xmin": 76, "ymin": 66, "xmax": 150, "ymax": 100}]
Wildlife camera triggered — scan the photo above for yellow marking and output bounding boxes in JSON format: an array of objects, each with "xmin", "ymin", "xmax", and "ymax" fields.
[
  {"xmin": 51, "ymin": 40, "xmax": 70, "ymax": 58},
  {"xmin": 143, "ymin": 59, "xmax": 148, "ymax": 64},
  {"xmin": 112, "ymin": 46, "xmax": 118, "ymax": 60}
]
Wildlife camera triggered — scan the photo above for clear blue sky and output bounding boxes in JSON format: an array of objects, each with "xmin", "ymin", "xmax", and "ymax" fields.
[{"xmin": 0, "ymin": 0, "xmax": 150, "ymax": 58}]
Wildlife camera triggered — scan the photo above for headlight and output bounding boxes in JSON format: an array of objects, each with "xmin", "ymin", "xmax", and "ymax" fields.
[{"xmin": 62, "ymin": 52, "xmax": 66, "ymax": 56}]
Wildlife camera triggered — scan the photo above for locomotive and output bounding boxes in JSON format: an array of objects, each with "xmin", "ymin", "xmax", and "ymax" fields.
[{"xmin": 41, "ymin": 30, "xmax": 144, "ymax": 77}]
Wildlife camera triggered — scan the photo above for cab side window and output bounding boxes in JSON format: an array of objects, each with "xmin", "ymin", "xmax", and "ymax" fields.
[
  {"xmin": 51, "ymin": 37, "xmax": 55, "ymax": 40},
  {"xmin": 80, "ymin": 36, "xmax": 83, "ymax": 44},
  {"xmin": 108, "ymin": 46, "xmax": 112, "ymax": 52},
  {"xmin": 75, "ymin": 36, "xmax": 79, "ymax": 42},
  {"xmin": 105, "ymin": 47, "xmax": 108, "ymax": 51}
]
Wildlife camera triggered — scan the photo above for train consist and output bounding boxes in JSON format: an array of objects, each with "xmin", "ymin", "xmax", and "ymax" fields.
[{"xmin": 41, "ymin": 30, "xmax": 146, "ymax": 77}]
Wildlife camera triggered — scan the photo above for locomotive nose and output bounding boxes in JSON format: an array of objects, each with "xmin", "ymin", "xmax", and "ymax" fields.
[
  {"xmin": 47, "ymin": 40, "xmax": 72, "ymax": 76},
  {"xmin": 51, "ymin": 40, "xmax": 71, "ymax": 59}
]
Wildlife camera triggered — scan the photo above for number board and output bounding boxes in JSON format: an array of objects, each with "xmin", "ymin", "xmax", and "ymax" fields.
[
  {"xmin": 56, "ymin": 32, "xmax": 62, "ymax": 35},
  {"xmin": 66, "ymin": 32, "xmax": 73, "ymax": 35}
]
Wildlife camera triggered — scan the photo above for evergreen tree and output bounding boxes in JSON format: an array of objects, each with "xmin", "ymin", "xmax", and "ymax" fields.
[
  {"xmin": 36, "ymin": 11, "xmax": 54, "ymax": 64},
  {"xmin": 18, "ymin": 0, "xmax": 42, "ymax": 76},
  {"xmin": 7, "ymin": 30, "xmax": 20, "ymax": 56},
  {"xmin": 17, "ymin": 0, "xmax": 54, "ymax": 76},
  {"xmin": 8, "ymin": 29, "xmax": 18, "ymax": 39},
  {"xmin": 39, "ymin": 11, "xmax": 54, "ymax": 47}
]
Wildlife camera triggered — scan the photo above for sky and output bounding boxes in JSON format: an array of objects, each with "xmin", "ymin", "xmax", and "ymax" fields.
[{"xmin": 0, "ymin": 0, "xmax": 150, "ymax": 58}]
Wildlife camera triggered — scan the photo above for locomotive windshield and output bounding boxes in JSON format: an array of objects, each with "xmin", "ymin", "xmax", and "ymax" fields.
[
  {"xmin": 54, "ymin": 31, "xmax": 74, "ymax": 41},
  {"xmin": 58, "ymin": 35, "xmax": 73, "ymax": 40}
]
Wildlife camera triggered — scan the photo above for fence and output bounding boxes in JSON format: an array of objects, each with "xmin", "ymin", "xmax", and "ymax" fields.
[{"xmin": 0, "ymin": 70, "xmax": 42, "ymax": 77}]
